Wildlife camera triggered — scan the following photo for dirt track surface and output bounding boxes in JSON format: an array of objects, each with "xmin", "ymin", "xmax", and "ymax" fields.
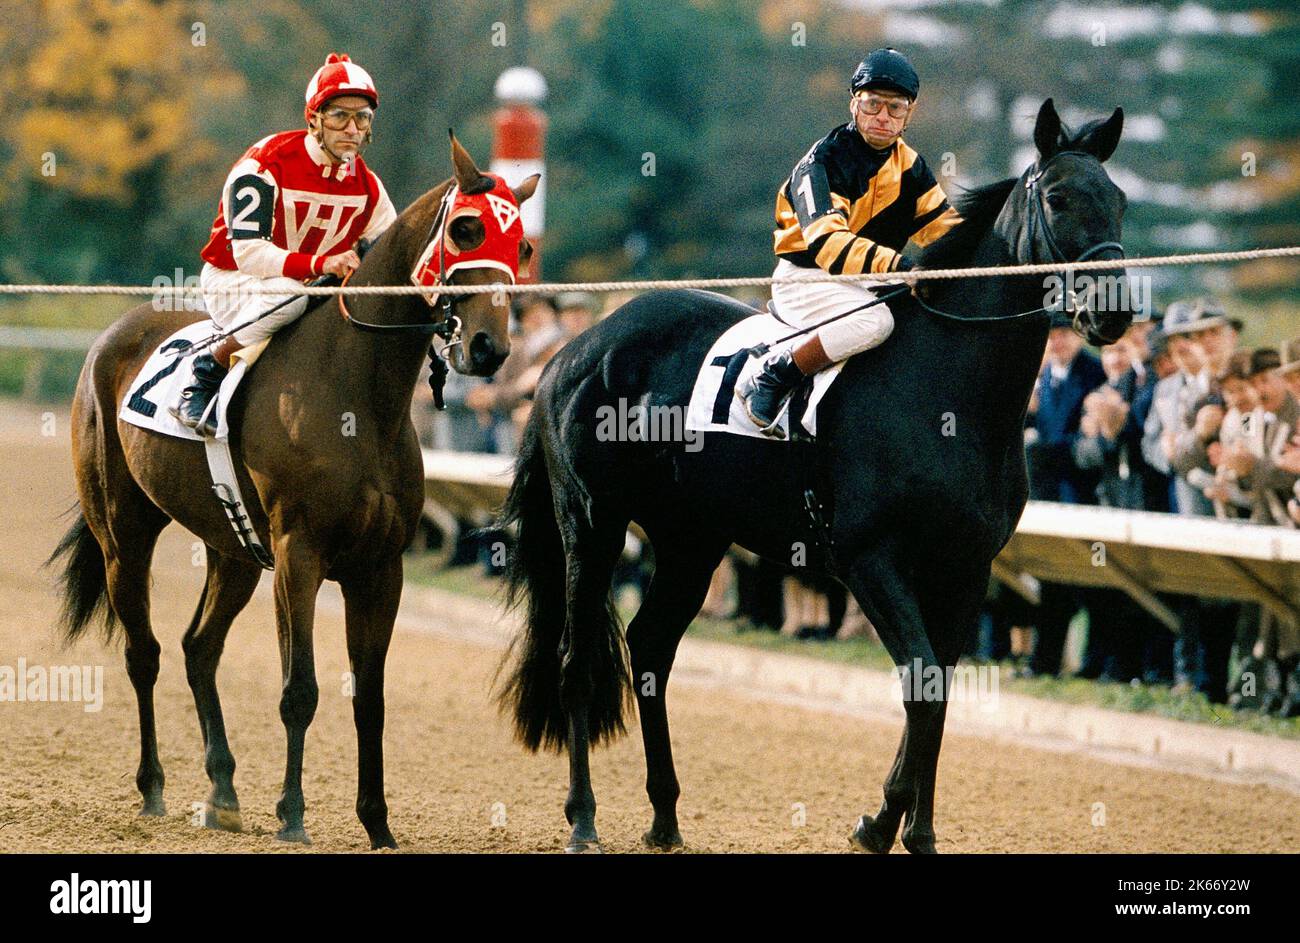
[{"xmin": 2, "ymin": 401, "xmax": 1297, "ymax": 853}]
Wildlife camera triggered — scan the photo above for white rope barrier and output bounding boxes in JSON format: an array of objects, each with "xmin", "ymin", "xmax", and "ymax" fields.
[{"xmin": 0, "ymin": 245, "xmax": 1296, "ymax": 298}]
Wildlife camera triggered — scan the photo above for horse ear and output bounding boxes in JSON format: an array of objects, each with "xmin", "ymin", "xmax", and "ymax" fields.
[
  {"xmin": 448, "ymin": 129, "xmax": 487, "ymax": 192},
  {"xmin": 512, "ymin": 173, "xmax": 541, "ymax": 205},
  {"xmin": 518, "ymin": 238, "xmax": 534, "ymax": 279},
  {"xmin": 1077, "ymin": 108, "xmax": 1124, "ymax": 163},
  {"xmin": 1033, "ymin": 98, "xmax": 1062, "ymax": 160}
]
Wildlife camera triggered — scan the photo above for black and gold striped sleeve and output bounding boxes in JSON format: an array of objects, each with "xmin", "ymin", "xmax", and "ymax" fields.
[{"xmin": 907, "ymin": 155, "xmax": 962, "ymax": 248}]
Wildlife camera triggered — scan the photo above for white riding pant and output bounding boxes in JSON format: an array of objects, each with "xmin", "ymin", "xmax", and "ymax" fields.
[
  {"xmin": 200, "ymin": 262, "xmax": 310, "ymax": 348},
  {"xmin": 770, "ymin": 258, "xmax": 895, "ymax": 363}
]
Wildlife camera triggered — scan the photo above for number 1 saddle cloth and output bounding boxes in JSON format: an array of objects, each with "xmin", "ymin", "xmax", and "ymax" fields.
[{"xmin": 684, "ymin": 313, "xmax": 845, "ymax": 442}]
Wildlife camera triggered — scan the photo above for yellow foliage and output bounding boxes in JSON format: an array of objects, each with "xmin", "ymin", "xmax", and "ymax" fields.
[{"xmin": 0, "ymin": 0, "xmax": 245, "ymax": 203}]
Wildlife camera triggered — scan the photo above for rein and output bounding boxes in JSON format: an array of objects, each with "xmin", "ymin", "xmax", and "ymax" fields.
[{"xmin": 337, "ymin": 183, "xmax": 462, "ymax": 342}]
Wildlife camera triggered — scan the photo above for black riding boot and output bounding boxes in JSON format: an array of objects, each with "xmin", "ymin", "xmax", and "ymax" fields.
[
  {"xmin": 170, "ymin": 353, "xmax": 227, "ymax": 434},
  {"xmin": 737, "ymin": 348, "xmax": 805, "ymax": 439}
]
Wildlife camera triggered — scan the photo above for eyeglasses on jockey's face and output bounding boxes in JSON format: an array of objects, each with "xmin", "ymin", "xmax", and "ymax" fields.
[
  {"xmin": 319, "ymin": 106, "xmax": 375, "ymax": 131},
  {"xmin": 854, "ymin": 92, "xmax": 912, "ymax": 119}
]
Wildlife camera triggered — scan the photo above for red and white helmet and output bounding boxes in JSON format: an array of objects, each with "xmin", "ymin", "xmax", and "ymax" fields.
[{"xmin": 304, "ymin": 53, "xmax": 378, "ymax": 122}]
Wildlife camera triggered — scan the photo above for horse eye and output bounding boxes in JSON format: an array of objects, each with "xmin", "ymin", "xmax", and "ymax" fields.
[
  {"xmin": 1046, "ymin": 193, "xmax": 1068, "ymax": 211},
  {"xmin": 448, "ymin": 217, "xmax": 486, "ymax": 251}
]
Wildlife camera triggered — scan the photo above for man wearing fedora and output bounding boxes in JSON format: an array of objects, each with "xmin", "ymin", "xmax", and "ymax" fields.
[
  {"xmin": 1141, "ymin": 297, "xmax": 1244, "ymax": 701},
  {"xmin": 1278, "ymin": 336, "xmax": 1300, "ymax": 402},
  {"xmin": 1143, "ymin": 297, "xmax": 1241, "ymax": 517},
  {"xmin": 1224, "ymin": 348, "xmax": 1300, "ymax": 716}
]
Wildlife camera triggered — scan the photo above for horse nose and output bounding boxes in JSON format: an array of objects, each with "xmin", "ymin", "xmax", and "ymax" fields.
[{"xmin": 468, "ymin": 331, "xmax": 509, "ymax": 375}]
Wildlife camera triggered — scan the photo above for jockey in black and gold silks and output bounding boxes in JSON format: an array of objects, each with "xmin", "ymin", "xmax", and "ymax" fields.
[
  {"xmin": 738, "ymin": 47, "xmax": 962, "ymax": 438},
  {"xmin": 774, "ymin": 125, "xmax": 960, "ymax": 277}
]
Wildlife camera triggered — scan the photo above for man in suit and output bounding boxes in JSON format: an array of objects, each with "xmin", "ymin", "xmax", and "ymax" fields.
[{"xmin": 1022, "ymin": 312, "xmax": 1106, "ymax": 676}]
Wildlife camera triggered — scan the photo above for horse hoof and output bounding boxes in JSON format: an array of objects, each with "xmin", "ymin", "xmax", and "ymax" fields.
[
  {"xmin": 369, "ymin": 830, "xmax": 398, "ymax": 851},
  {"xmin": 275, "ymin": 826, "xmax": 312, "ymax": 846},
  {"xmin": 202, "ymin": 803, "xmax": 243, "ymax": 833},
  {"xmin": 849, "ymin": 815, "xmax": 893, "ymax": 854},
  {"xmin": 138, "ymin": 798, "xmax": 166, "ymax": 818},
  {"xmin": 902, "ymin": 832, "xmax": 938, "ymax": 855},
  {"xmin": 565, "ymin": 840, "xmax": 603, "ymax": 854},
  {"xmin": 642, "ymin": 829, "xmax": 684, "ymax": 852}
]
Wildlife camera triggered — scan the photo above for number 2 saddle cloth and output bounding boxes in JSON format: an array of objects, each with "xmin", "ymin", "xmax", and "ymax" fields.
[{"xmin": 118, "ymin": 322, "xmax": 268, "ymax": 442}]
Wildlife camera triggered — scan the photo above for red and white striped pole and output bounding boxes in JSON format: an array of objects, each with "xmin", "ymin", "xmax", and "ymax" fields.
[{"xmin": 491, "ymin": 67, "xmax": 547, "ymax": 281}]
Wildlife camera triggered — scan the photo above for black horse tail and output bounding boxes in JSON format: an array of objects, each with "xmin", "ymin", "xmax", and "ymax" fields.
[
  {"xmin": 496, "ymin": 417, "xmax": 630, "ymax": 753},
  {"xmin": 46, "ymin": 509, "xmax": 117, "ymax": 646}
]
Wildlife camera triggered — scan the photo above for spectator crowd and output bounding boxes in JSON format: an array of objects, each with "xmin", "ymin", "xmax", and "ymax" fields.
[{"xmin": 416, "ymin": 292, "xmax": 1300, "ymax": 718}]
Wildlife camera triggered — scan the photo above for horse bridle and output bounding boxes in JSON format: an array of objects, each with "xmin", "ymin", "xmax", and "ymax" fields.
[
  {"xmin": 337, "ymin": 184, "xmax": 464, "ymax": 348},
  {"xmin": 1024, "ymin": 149, "xmax": 1126, "ymax": 334}
]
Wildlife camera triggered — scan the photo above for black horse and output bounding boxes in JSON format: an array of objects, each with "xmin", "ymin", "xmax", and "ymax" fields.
[{"xmin": 499, "ymin": 99, "xmax": 1133, "ymax": 853}]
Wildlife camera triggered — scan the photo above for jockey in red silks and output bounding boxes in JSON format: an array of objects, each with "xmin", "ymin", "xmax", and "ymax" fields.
[{"xmin": 172, "ymin": 53, "xmax": 397, "ymax": 432}]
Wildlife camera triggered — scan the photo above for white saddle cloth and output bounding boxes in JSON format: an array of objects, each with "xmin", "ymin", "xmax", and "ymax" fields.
[
  {"xmin": 119, "ymin": 322, "xmax": 267, "ymax": 442},
  {"xmin": 685, "ymin": 314, "xmax": 844, "ymax": 441}
]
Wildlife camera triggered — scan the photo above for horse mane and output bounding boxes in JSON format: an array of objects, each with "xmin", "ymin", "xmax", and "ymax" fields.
[{"xmin": 915, "ymin": 177, "xmax": 1017, "ymax": 270}]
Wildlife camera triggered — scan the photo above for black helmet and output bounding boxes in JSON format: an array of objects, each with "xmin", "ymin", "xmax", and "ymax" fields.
[{"xmin": 849, "ymin": 48, "xmax": 919, "ymax": 100}]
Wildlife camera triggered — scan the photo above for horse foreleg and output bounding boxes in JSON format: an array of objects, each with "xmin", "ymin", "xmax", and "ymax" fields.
[
  {"xmin": 340, "ymin": 558, "xmax": 401, "ymax": 850},
  {"xmin": 627, "ymin": 536, "xmax": 727, "ymax": 850},
  {"xmin": 271, "ymin": 535, "xmax": 324, "ymax": 844},
  {"xmin": 900, "ymin": 571, "xmax": 988, "ymax": 854},
  {"xmin": 844, "ymin": 552, "xmax": 943, "ymax": 854},
  {"xmin": 182, "ymin": 550, "xmax": 261, "ymax": 832}
]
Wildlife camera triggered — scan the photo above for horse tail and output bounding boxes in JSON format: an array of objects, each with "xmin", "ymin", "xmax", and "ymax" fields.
[
  {"xmin": 46, "ymin": 508, "xmax": 117, "ymax": 646},
  {"xmin": 496, "ymin": 420, "xmax": 571, "ymax": 752},
  {"xmin": 495, "ymin": 414, "xmax": 630, "ymax": 753}
]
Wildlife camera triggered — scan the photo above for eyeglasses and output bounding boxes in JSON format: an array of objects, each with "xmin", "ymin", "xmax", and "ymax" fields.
[
  {"xmin": 855, "ymin": 93, "xmax": 911, "ymax": 119},
  {"xmin": 319, "ymin": 107, "xmax": 374, "ymax": 131}
]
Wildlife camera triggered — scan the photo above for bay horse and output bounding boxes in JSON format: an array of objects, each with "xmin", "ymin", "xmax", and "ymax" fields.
[
  {"xmin": 48, "ymin": 135, "xmax": 537, "ymax": 849},
  {"xmin": 498, "ymin": 99, "xmax": 1133, "ymax": 852}
]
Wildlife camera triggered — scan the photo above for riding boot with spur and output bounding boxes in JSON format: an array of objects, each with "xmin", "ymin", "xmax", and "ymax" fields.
[
  {"xmin": 737, "ymin": 335, "xmax": 834, "ymax": 439},
  {"xmin": 737, "ymin": 349, "xmax": 803, "ymax": 438},
  {"xmin": 171, "ymin": 336, "xmax": 240, "ymax": 435}
]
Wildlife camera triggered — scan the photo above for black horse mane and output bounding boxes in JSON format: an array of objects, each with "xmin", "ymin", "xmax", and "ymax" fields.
[{"xmin": 915, "ymin": 177, "xmax": 1017, "ymax": 270}]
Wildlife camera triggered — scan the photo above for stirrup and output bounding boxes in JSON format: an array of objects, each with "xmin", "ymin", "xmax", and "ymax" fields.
[
  {"xmin": 170, "ymin": 389, "xmax": 220, "ymax": 435},
  {"xmin": 735, "ymin": 386, "xmax": 789, "ymax": 440}
]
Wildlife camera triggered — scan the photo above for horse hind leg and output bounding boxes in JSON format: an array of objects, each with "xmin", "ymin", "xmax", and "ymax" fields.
[
  {"xmin": 627, "ymin": 533, "xmax": 728, "ymax": 851},
  {"xmin": 101, "ymin": 516, "xmax": 169, "ymax": 816},
  {"xmin": 70, "ymin": 359, "xmax": 170, "ymax": 816},
  {"xmin": 182, "ymin": 550, "xmax": 262, "ymax": 832},
  {"xmin": 557, "ymin": 512, "xmax": 630, "ymax": 854}
]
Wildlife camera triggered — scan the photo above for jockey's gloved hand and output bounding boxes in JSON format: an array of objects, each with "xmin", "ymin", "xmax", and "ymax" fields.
[{"xmin": 891, "ymin": 255, "xmax": 929, "ymax": 303}]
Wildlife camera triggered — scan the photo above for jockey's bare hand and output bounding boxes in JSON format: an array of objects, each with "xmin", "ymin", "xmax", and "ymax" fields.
[{"xmin": 321, "ymin": 250, "xmax": 362, "ymax": 279}]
